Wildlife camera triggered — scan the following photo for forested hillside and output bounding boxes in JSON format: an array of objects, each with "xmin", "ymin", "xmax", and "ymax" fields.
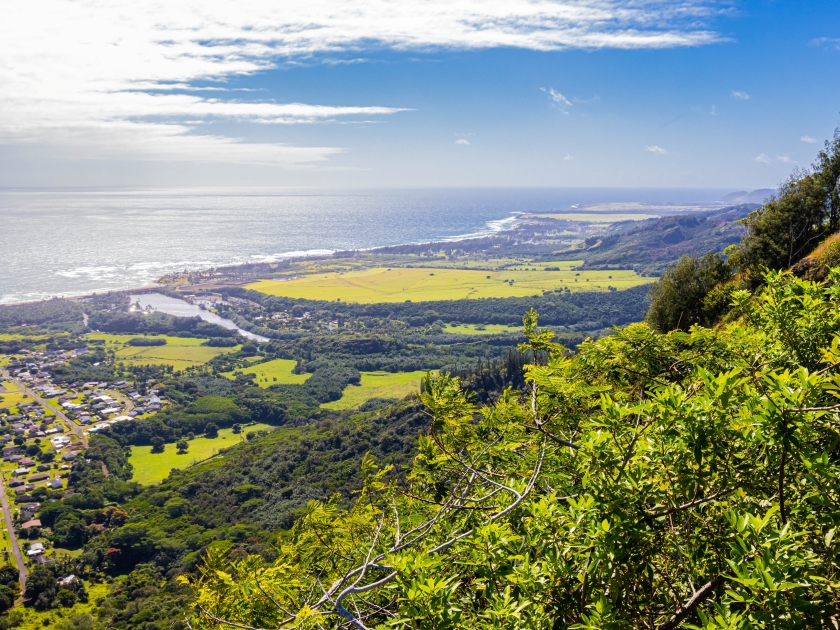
[{"xmin": 179, "ymin": 130, "xmax": 840, "ymax": 629}]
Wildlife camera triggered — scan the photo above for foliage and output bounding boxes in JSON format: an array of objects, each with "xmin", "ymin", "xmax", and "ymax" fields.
[
  {"xmin": 127, "ymin": 337, "xmax": 167, "ymax": 346},
  {"xmin": 187, "ymin": 272, "xmax": 840, "ymax": 629},
  {"xmin": 223, "ymin": 284, "xmax": 650, "ymax": 329},
  {"xmin": 646, "ymin": 252, "xmax": 733, "ymax": 332}
]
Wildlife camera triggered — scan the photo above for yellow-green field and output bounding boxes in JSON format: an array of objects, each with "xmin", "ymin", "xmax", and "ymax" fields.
[
  {"xmin": 248, "ymin": 264, "xmax": 651, "ymax": 304},
  {"xmin": 0, "ymin": 381, "xmax": 32, "ymax": 409},
  {"xmin": 444, "ymin": 324, "xmax": 523, "ymax": 335},
  {"xmin": 321, "ymin": 371, "xmax": 426, "ymax": 411},
  {"xmin": 222, "ymin": 358, "xmax": 310, "ymax": 387},
  {"xmin": 86, "ymin": 333, "xmax": 240, "ymax": 371},
  {"xmin": 527, "ymin": 212, "xmax": 660, "ymax": 222},
  {"xmin": 129, "ymin": 424, "xmax": 274, "ymax": 485}
]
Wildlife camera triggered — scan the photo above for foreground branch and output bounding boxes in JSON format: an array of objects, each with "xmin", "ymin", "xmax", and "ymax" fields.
[{"xmin": 657, "ymin": 576, "xmax": 725, "ymax": 630}]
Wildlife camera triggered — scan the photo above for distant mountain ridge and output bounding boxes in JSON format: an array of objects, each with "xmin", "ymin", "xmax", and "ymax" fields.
[
  {"xmin": 563, "ymin": 203, "xmax": 760, "ymax": 275},
  {"xmin": 720, "ymin": 188, "xmax": 776, "ymax": 204}
]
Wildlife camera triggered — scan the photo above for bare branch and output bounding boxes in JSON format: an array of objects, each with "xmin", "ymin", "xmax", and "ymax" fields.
[
  {"xmin": 657, "ymin": 575, "xmax": 725, "ymax": 630},
  {"xmin": 650, "ymin": 488, "xmax": 736, "ymax": 518},
  {"xmin": 784, "ymin": 403, "xmax": 840, "ymax": 413},
  {"xmin": 196, "ymin": 603, "xmax": 287, "ymax": 630}
]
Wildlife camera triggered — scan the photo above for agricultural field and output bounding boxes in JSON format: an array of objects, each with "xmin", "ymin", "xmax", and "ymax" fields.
[
  {"xmin": 222, "ymin": 358, "xmax": 310, "ymax": 387},
  {"xmin": 247, "ymin": 264, "xmax": 651, "ymax": 304},
  {"xmin": 321, "ymin": 371, "xmax": 426, "ymax": 411},
  {"xmin": 526, "ymin": 212, "xmax": 660, "ymax": 222},
  {"xmin": 129, "ymin": 423, "xmax": 275, "ymax": 485},
  {"xmin": 444, "ymin": 323, "xmax": 523, "ymax": 335},
  {"xmin": 86, "ymin": 333, "xmax": 240, "ymax": 371},
  {"xmin": 0, "ymin": 380, "xmax": 33, "ymax": 409}
]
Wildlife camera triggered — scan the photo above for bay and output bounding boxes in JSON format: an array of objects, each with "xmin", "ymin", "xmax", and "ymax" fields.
[{"xmin": 0, "ymin": 187, "xmax": 727, "ymax": 304}]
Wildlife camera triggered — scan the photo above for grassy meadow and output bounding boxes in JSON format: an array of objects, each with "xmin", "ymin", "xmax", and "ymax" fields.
[
  {"xmin": 321, "ymin": 371, "xmax": 426, "ymax": 411},
  {"xmin": 527, "ymin": 212, "xmax": 660, "ymax": 222},
  {"xmin": 222, "ymin": 358, "xmax": 310, "ymax": 387},
  {"xmin": 247, "ymin": 264, "xmax": 651, "ymax": 304},
  {"xmin": 0, "ymin": 380, "xmax": 33, "ymax": 409},
  {"xmin": 129, "ymin": 423, "xmax": 275, "ymax": 485},
  {"xmin": 86, "ymin": 333, "xmax": 240, "ymax": 371}
]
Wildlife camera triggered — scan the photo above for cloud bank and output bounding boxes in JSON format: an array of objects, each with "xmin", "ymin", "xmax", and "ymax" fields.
[{"xmin": 1, "ymin": 0, "xmax": 728, "ymax": 166}]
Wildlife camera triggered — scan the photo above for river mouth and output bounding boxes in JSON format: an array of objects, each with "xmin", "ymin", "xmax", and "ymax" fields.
[{"xmin": 130, "ymin": 293, "xmax": 269, "ymax": 342}]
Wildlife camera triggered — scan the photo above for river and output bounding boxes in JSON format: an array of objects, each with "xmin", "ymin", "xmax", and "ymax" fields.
[{"xmin": 131, "ymin": 293, "xmax": 269, "ymax": 342}]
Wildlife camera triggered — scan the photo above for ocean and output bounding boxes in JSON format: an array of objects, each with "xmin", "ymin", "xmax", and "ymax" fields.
[{"xmin": 0, "ymin": 187, "xmax": 728, "ymax": 304}]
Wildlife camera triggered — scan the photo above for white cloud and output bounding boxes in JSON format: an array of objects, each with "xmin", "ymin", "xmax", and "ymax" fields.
[
  {"xmin": 731, "ymin": 90, "xmax": 750, "ymax": 100},
  {"xmin": 455, "ymin": 139, "xmax": 471, "ymax": 145},
  {"xmin": 801, "ymin": 136, "xmax": 818, "ymax": 144},
  {"xmin": 645, "ymin": 145, "xmax": 668, "ymax": 154},
  {"xmin": 776, "ymin": 155, "xmax": 795, "ymax": 163},
  {"xmin": 754, "ymin": 153, "xmax": 771, "ymax": 164},
  {"xmin": 811, "ymin": 37, "xmax": 840, "ymax": 51},
  {"xmin": 541, "ymin": 87, "xmax": 574, "ymax": 114},
  {"xmin": 0, "ymin": 0, "xmax": 726, "ymax": 165},
  {"xmin": 563, "ymin": 154, "xmax": 573, "ymax": 161}
]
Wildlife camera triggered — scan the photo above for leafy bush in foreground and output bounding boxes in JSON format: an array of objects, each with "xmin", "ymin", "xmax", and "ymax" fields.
[{"xmin": 188, "ymin": 270, "xmax": 840, "ymax": 629}]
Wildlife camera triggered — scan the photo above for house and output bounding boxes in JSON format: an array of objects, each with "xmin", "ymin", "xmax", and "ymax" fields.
[
  {"xmin": 58, "ymin": 575, "xmax": 78, "ymax": 587},
  {"xmin": 32, "ymin": 555, "xmax": 54, "ymax": 565},
  {"xmin": 25, "ymin": 543, "xmax": 44, "ymax": 556},
  {"xmin": 2, "ymin": 447, "xmax": 20, "ymax": 457},
  {"xmin": 19, "ymin": 458, "xmax": 34, "ymax": 466},
  {"xmin": 36, "ymin": 464, "xmax": 50, "ymax": 472},
  {"xmin": 61, "ymin": 452, "xmax": 78, "ymax": 462},
  {"xmin": 8, "ymin": 478, "xmax": 24, "ymax": 488},
  {"xmin": 28, "ymin": 473, "xmax": 49, "ymax": 482},
  {"xmin": 47, "ymin": 479, "xmax": 63, "ymax": 490},
  {"xmin": 21, "ymin": 519, "xmax": 41, "ymax": 530},
  {"xmin": 13, "ymin": 468, "xmax": 30, "ymax": 475}
]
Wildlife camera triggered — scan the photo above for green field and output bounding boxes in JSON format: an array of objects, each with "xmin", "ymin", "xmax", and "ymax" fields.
[
  {"xmin": 222, "ymin": 358, "xmax": 310, "ymax": 387},
  {"xmin": 528, "ymin": 212, "xmax": 660, "ymax": 222},
  {"xmin": 321, "ymin": 371, "xmax": 426, "ymax": 411},
  {"xmin": 0, "ymin": 381, "xmax": 32, "ymax": 409},
  {"xmin": 247, "ymin": 264, "xmax": 652, "ymax": 304},
  {"xmin": 129, "ymin": 423, "xmax": 274, "ymax": 485},
  {"xmin": 86, "ymin": 333, "xmax": 240, "ymax": 371},
  {"xmin": 444, "ymin": 324, "xmax": 523, "ymax": 335}
]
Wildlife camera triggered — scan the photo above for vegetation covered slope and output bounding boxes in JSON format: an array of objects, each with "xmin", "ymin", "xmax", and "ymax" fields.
[{"xmin": 188, "ymin": 272, "xmax": 840, "ymax": 629}]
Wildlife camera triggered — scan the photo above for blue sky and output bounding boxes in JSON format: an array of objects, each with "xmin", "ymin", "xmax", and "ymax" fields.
[{"xmin": 1, "ymin": 0, "xmax": 838, "ymax": 189}]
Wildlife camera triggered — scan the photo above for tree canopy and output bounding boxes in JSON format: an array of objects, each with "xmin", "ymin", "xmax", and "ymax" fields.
[{"xmin": 185, "ymin": 271, "xmax": 840, "ymax": 629}]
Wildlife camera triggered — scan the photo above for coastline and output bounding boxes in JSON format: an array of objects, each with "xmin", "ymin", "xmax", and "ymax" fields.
[{"xmin": 0, "ymin": 210, "xmax": 530, "ymax": 306}]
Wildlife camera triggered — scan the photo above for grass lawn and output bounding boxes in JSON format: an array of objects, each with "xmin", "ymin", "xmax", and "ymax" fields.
[
  {"xmin": 321, "ymin": 371, "xmax": 426, "ymax": 411},
  {"xmin": 444, "ymin": 324, "xmax": 523, "ymax": 336},
  {"xmin": 247, "ymin": 264, "xmax": 652, "ymax": 304},
  {"xmin": 221, "ymin": 358, "xmax": 310, "ymax": 387},
  {"xmin": 0, "ymin": 381, "xmax": 33, "ymax": 409},
  {"xmin": 129, "ymin": 423, "xmax": 274, "ymax": 485},
  {"xmin": 13, "ymin": 581, "xmax": 109, "ymax": 626},
  {"xmin": 86, "ymin": 333, "xmax": 240, "ymax": 371}
]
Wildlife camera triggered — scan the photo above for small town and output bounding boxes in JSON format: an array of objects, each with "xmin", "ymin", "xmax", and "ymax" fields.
[{"xmin": 0, "ymin": 346, "xmax": 165, "ymax": 587}]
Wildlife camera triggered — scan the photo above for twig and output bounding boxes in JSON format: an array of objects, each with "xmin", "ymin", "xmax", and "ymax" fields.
[
  {"xmin": 650, "ymin": 488, "xmax": 736, "ymax": 518},
  {"xmin": 657, "ymin": 575, "xmax": 725, "ymax": 630}
]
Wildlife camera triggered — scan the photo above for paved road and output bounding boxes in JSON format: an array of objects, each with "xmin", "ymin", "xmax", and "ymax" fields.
[
  {"xmin": 0, "ymin": 472, "xmax": 27, "ymax": 591},
  {"xmin": 106, "ymin": 389, "xmax": 134, "ymax": 415},
  {"xmin": 1, "ymin": 371, "xmax": 88, "ymax": 448}
]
